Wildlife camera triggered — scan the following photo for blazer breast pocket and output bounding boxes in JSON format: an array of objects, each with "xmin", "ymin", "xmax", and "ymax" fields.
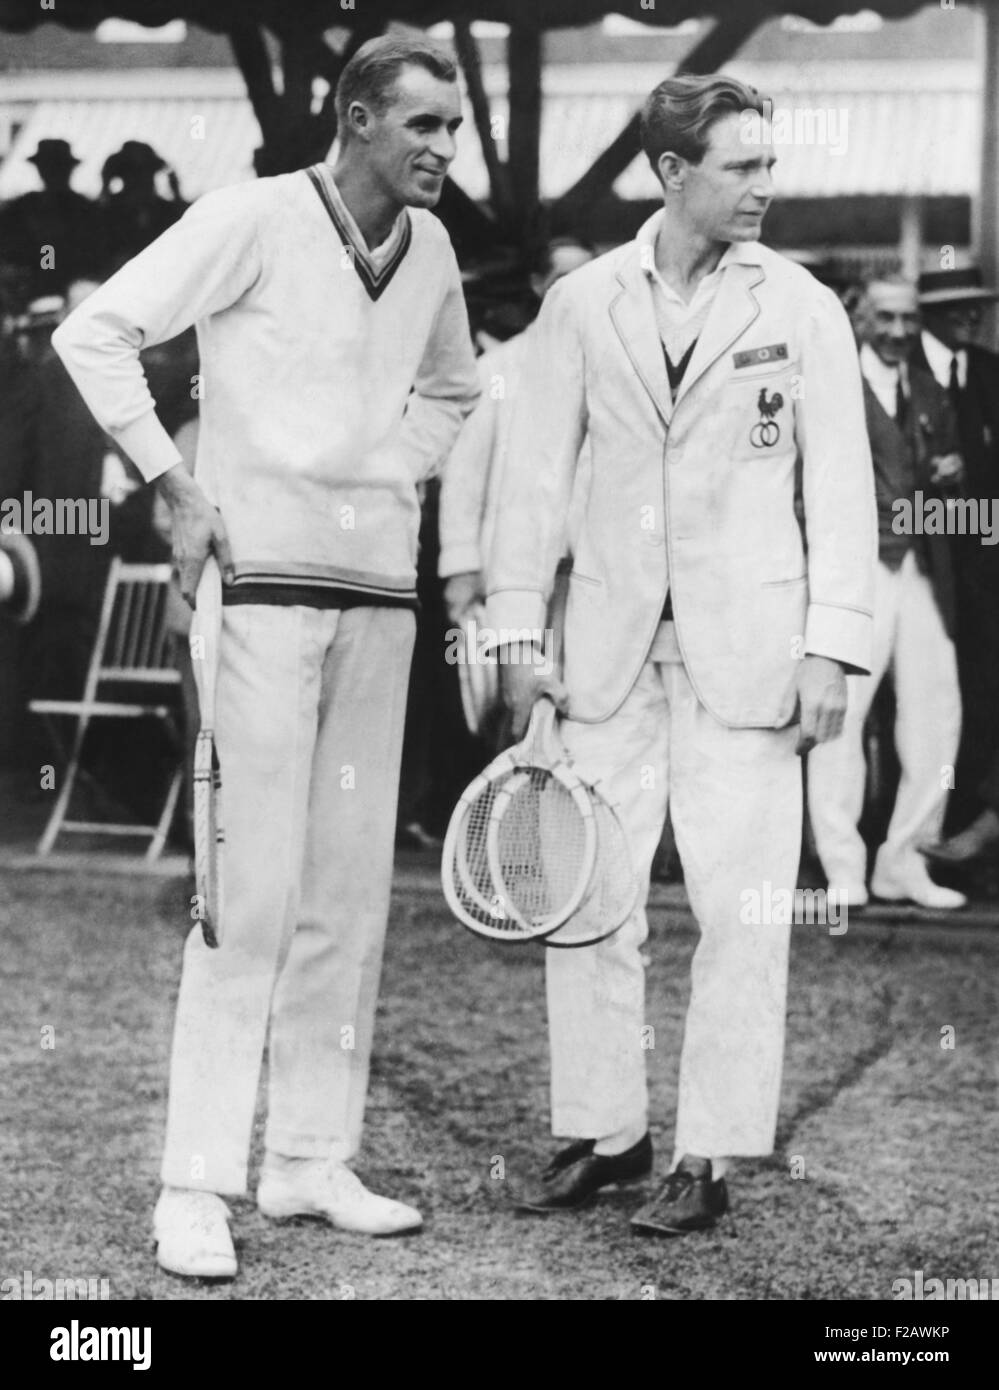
[{"xmin": 723, "ymin": 365, "xmax": 798, "ymax": 460}]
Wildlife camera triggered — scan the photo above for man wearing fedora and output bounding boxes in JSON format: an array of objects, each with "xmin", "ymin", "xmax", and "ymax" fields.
[
  {"xmin": 0, "ymin": 140, "xmax": 101, "ymax": 300},
  {"xmin": 100, "ymin": 142, "xmax": 187, "ymax": 268},
  {"xmin": 916, "ymin": 268, "xmax": 999, "ymax": 870}
]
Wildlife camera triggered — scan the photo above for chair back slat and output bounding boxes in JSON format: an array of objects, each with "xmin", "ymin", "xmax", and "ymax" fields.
[
  {"xmin": 138, "ymin": 583, "xmax": 163, "ymax": 668},
  {"xmin": 114, "ymin": 582, "xmax": 136, "ymax": 667},
  {"xmin": 92, "ymin": 562, "xmax": 178, "ymax": 684}
]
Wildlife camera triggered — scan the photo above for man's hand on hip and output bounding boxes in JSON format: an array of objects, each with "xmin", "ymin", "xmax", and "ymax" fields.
[
  {"xmin": 498, "ymin": 643, "xmax": 569, "ymax": 741},
  {"xmin": 795, "ymin": 655, "xmax": 848, "ymax": 755},
  {"xmin": 156, "ymin": 463, "xmax": 234, "ymax": 606}
]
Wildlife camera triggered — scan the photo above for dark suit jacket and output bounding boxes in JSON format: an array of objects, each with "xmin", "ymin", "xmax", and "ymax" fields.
[
  {"xmin": 862, "ymin": 361, "xmax": 960, "ymax": 638},
  {"xmin": 911, "ymin": 338, "xmax": 999, "ymax": 481}
]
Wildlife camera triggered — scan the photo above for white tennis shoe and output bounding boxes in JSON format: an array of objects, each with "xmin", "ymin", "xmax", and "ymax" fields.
[
  {"xmin": 153, "ymin": 1187, "xmax": 237, "ymax": 1279},
  {"xmin": 257, "ymin": 1158, "xmax": 423, "ymax": 1236}
]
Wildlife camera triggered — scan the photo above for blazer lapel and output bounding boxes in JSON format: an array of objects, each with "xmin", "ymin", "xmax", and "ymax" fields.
[
  {"xmin": 674, "ymin": 258, "xmax": 765, "ymax": 407},
  {"xmin": 609, "ymin": 252, "xmax": 673, "ymax": 428}
]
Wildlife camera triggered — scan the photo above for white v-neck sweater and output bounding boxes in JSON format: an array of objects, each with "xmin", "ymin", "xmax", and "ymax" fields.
[{"xmin": 52, "ymin": 166, "xmax": 480, "ymax": 601}]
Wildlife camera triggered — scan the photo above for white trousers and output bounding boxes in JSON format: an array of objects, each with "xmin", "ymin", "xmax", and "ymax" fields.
[
  {"xmin": 547, "ymin": 623, "xmax": 801, "ymax": 1158},
  {"xmin": 161, "ymin": 603, "xmax": 415, "ymax": 1195},
  {"xmin": 808, "ymin": 552, "xmax": 961, "ymax": 887}
]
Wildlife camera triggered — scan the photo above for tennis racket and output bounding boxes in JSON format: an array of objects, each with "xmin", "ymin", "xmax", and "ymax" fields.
[
  {"xmin": 484, "ymin": 701, "xmax": 639, "ymax": 948},
  {"xmin": 190, "ymin": 555, "xmax": 225, "ymax": 948},
  {"xmin": 442, "ymin": 695, "xmax": 598, "ymax": 942},
  {"xmin": 542, "ymin": 780, "xmax": 639, "ymax": 948}
]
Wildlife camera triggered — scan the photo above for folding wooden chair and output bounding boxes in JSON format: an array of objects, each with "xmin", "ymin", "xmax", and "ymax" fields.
[{"xmin": 30, "ymin": 558, "xmax": 184, "ymax": 861}]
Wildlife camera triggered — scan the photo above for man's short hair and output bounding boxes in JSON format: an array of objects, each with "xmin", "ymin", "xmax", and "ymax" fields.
[
  {"xmin": 335, "ymin": 35, "xmax": 458, "ymax": 136},
  {"xmin": 640, "ymin": 74, "xmax": 768, "ymax": 176},
  {"xmin": 863, "ymin": 271, "xmax": 914, "ymax": 291},
  {"xmin": 861, "ymin": 272, "xmax": 918, "ymax": 303}
]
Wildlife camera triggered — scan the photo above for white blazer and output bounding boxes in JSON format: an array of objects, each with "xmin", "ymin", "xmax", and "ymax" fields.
[{"xmin": 486, "ymin": 214, "xmax": 877, "ymax": 728}]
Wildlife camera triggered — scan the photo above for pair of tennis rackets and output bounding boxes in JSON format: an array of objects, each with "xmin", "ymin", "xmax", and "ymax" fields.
[
  {"xmin": 190, "ymin": 556, "xmax": 225, "ymax": 948},
  {"xmin": 442, "ymin": 694, "xmax": 638, "ymax": 948}
]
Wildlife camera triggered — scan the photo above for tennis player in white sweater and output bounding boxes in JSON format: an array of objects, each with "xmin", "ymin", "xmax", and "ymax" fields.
[{"xmin": 53, "ymin": 36, "xmax": 479, "ymax": 1280}]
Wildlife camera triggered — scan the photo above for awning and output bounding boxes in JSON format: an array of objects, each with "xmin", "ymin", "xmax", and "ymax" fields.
[
  {"xmin": 0, "ymin": 59, "xmax": 980, "ymax": 206},
  {"xmin": 451, "ymin": 59, "xmax": 981, "ymax": 201}
]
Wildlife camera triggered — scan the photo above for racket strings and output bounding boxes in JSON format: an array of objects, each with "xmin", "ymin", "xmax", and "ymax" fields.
[
  {"xmin": 546, "ymin": 794, "xmax": 638, "ymax": 948},
  {"xmin": 492, "ymin": 769, "xmax": 591, "ymax": 926},
  {"xmin": 446, "ymin": 775, "xmax": 527, "ymax": 937}
]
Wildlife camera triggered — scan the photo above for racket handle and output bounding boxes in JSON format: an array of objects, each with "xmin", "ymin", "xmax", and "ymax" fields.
[
  {"xmin": 525, "ymin": 694, "xmax": 560, "ymax": 761},
  {"xmin": 191, "ymin": 554, "xmax": 223, "ymax": 729}
]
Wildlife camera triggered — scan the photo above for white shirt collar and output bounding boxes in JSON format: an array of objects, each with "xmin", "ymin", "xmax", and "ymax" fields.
[
  {"xmin": 860, "ymin": 342, "xmax": 907, "ymax": 418},
  {"xmin": 320, "ymin": 167, "xmax": 406, "ymax": 269},
  {"xmin": 921, "ymin": 329, "xmax": 967, "ymax": 390},
  {"xmin": 635, "ymin": 210, "xmax": 747, "ymax": 305}
]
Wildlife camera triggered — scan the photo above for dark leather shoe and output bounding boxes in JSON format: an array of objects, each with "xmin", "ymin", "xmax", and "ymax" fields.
[
  {"xmin": 630, "ymin": 1156, "xmax": 728, "ymax": 1236},
  {"xmin": 516, "ymin": 1134, "xmax": 653, "ymax": 1213}
]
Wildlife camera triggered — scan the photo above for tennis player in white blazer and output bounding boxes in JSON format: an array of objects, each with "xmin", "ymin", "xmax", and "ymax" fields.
[{"xmin": 487, "ymin": 74, "xmax": 877, "ymax": 1235}]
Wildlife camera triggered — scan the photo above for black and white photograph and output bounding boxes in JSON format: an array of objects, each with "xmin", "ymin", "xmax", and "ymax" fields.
[{"xmin": 0, "ymin": 0, "xmax": 996, "ymax": 1346}]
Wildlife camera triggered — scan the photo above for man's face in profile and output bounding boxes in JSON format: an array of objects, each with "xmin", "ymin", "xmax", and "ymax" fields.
[{"xmin": 667, "ymin": 111, "xmax": 776, "ymax": 244}]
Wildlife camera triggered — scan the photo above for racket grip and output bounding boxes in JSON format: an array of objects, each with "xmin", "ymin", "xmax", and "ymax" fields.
[
  {"xmin": 190, "ymin": 554, "xmax": 223, "ymax": 729},
  {"xmin": 525, "ymin": 694, "xmax": 560, "ymax": 760}
]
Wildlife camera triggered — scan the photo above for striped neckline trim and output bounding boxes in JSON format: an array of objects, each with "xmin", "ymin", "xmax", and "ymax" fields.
[{"xmin": 305, "ymin": 165, "xmax": 412, "ymax": 302}]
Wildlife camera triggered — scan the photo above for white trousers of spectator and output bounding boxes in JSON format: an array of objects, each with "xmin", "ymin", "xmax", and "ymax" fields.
[
  {"xmin": 808, "ymin": 552, "xmax": 961, "ymax": 888},
  {"xmin": 547, "ymin": 622, "xmax": 800, "ymax": 1158},
  {"xmin": 160, "ymin": 603, "xmax": 415, "ymax": 1196}
]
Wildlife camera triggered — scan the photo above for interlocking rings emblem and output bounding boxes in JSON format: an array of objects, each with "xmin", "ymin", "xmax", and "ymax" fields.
[
  {"xmin": 751, "ymin": 419, "xmax": 781, "ymax": 447},
  {"xmin": 750, "ymin": 387, "xmax": 784, "ymax": 449}
]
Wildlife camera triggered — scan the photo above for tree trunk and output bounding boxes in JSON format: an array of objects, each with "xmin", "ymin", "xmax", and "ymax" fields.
[
  {"xmin": 454, "ymin": 15, "xmax": 514, "ymax": 228},
  {"xmin": 228, "ymin": 19, "xmax": 280, "ymax": 149},
  {"xmin": 229, "ymin": 21, "xmax": 381, "ymax": 177},
  {"xmin": 506, "ymin": 17, "xmax": 543, "ymax": 249}
]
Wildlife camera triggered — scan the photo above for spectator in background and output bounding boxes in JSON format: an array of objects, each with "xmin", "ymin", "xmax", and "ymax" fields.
[
  {"xmin": 915, "ymin": 269, "xmax": 999, "ymax": 869},
  {"xmin": 439, "ymin": 236, "xmax": 595, "ymax": 629},
  {"xmin": 808, "ymin": 277, "xmax": 966, "ymax": 911},
  {"xmin": 10, "ymin": 278, "xmax": 198, "ymax": 816},
  {"xmin": 395, "ymin": 235, "xmax": 596, "ymax": 848},
  {"xmin": 9, "ymin": 280, "xmax": 112, "ymax": 710},
  {"xmin": 0, "ymin": 140, "xmax": 103, "ymax": 302},
  {"xmin": 99, "ymin": 142, "xmax": 187, "ymax": 266}
]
